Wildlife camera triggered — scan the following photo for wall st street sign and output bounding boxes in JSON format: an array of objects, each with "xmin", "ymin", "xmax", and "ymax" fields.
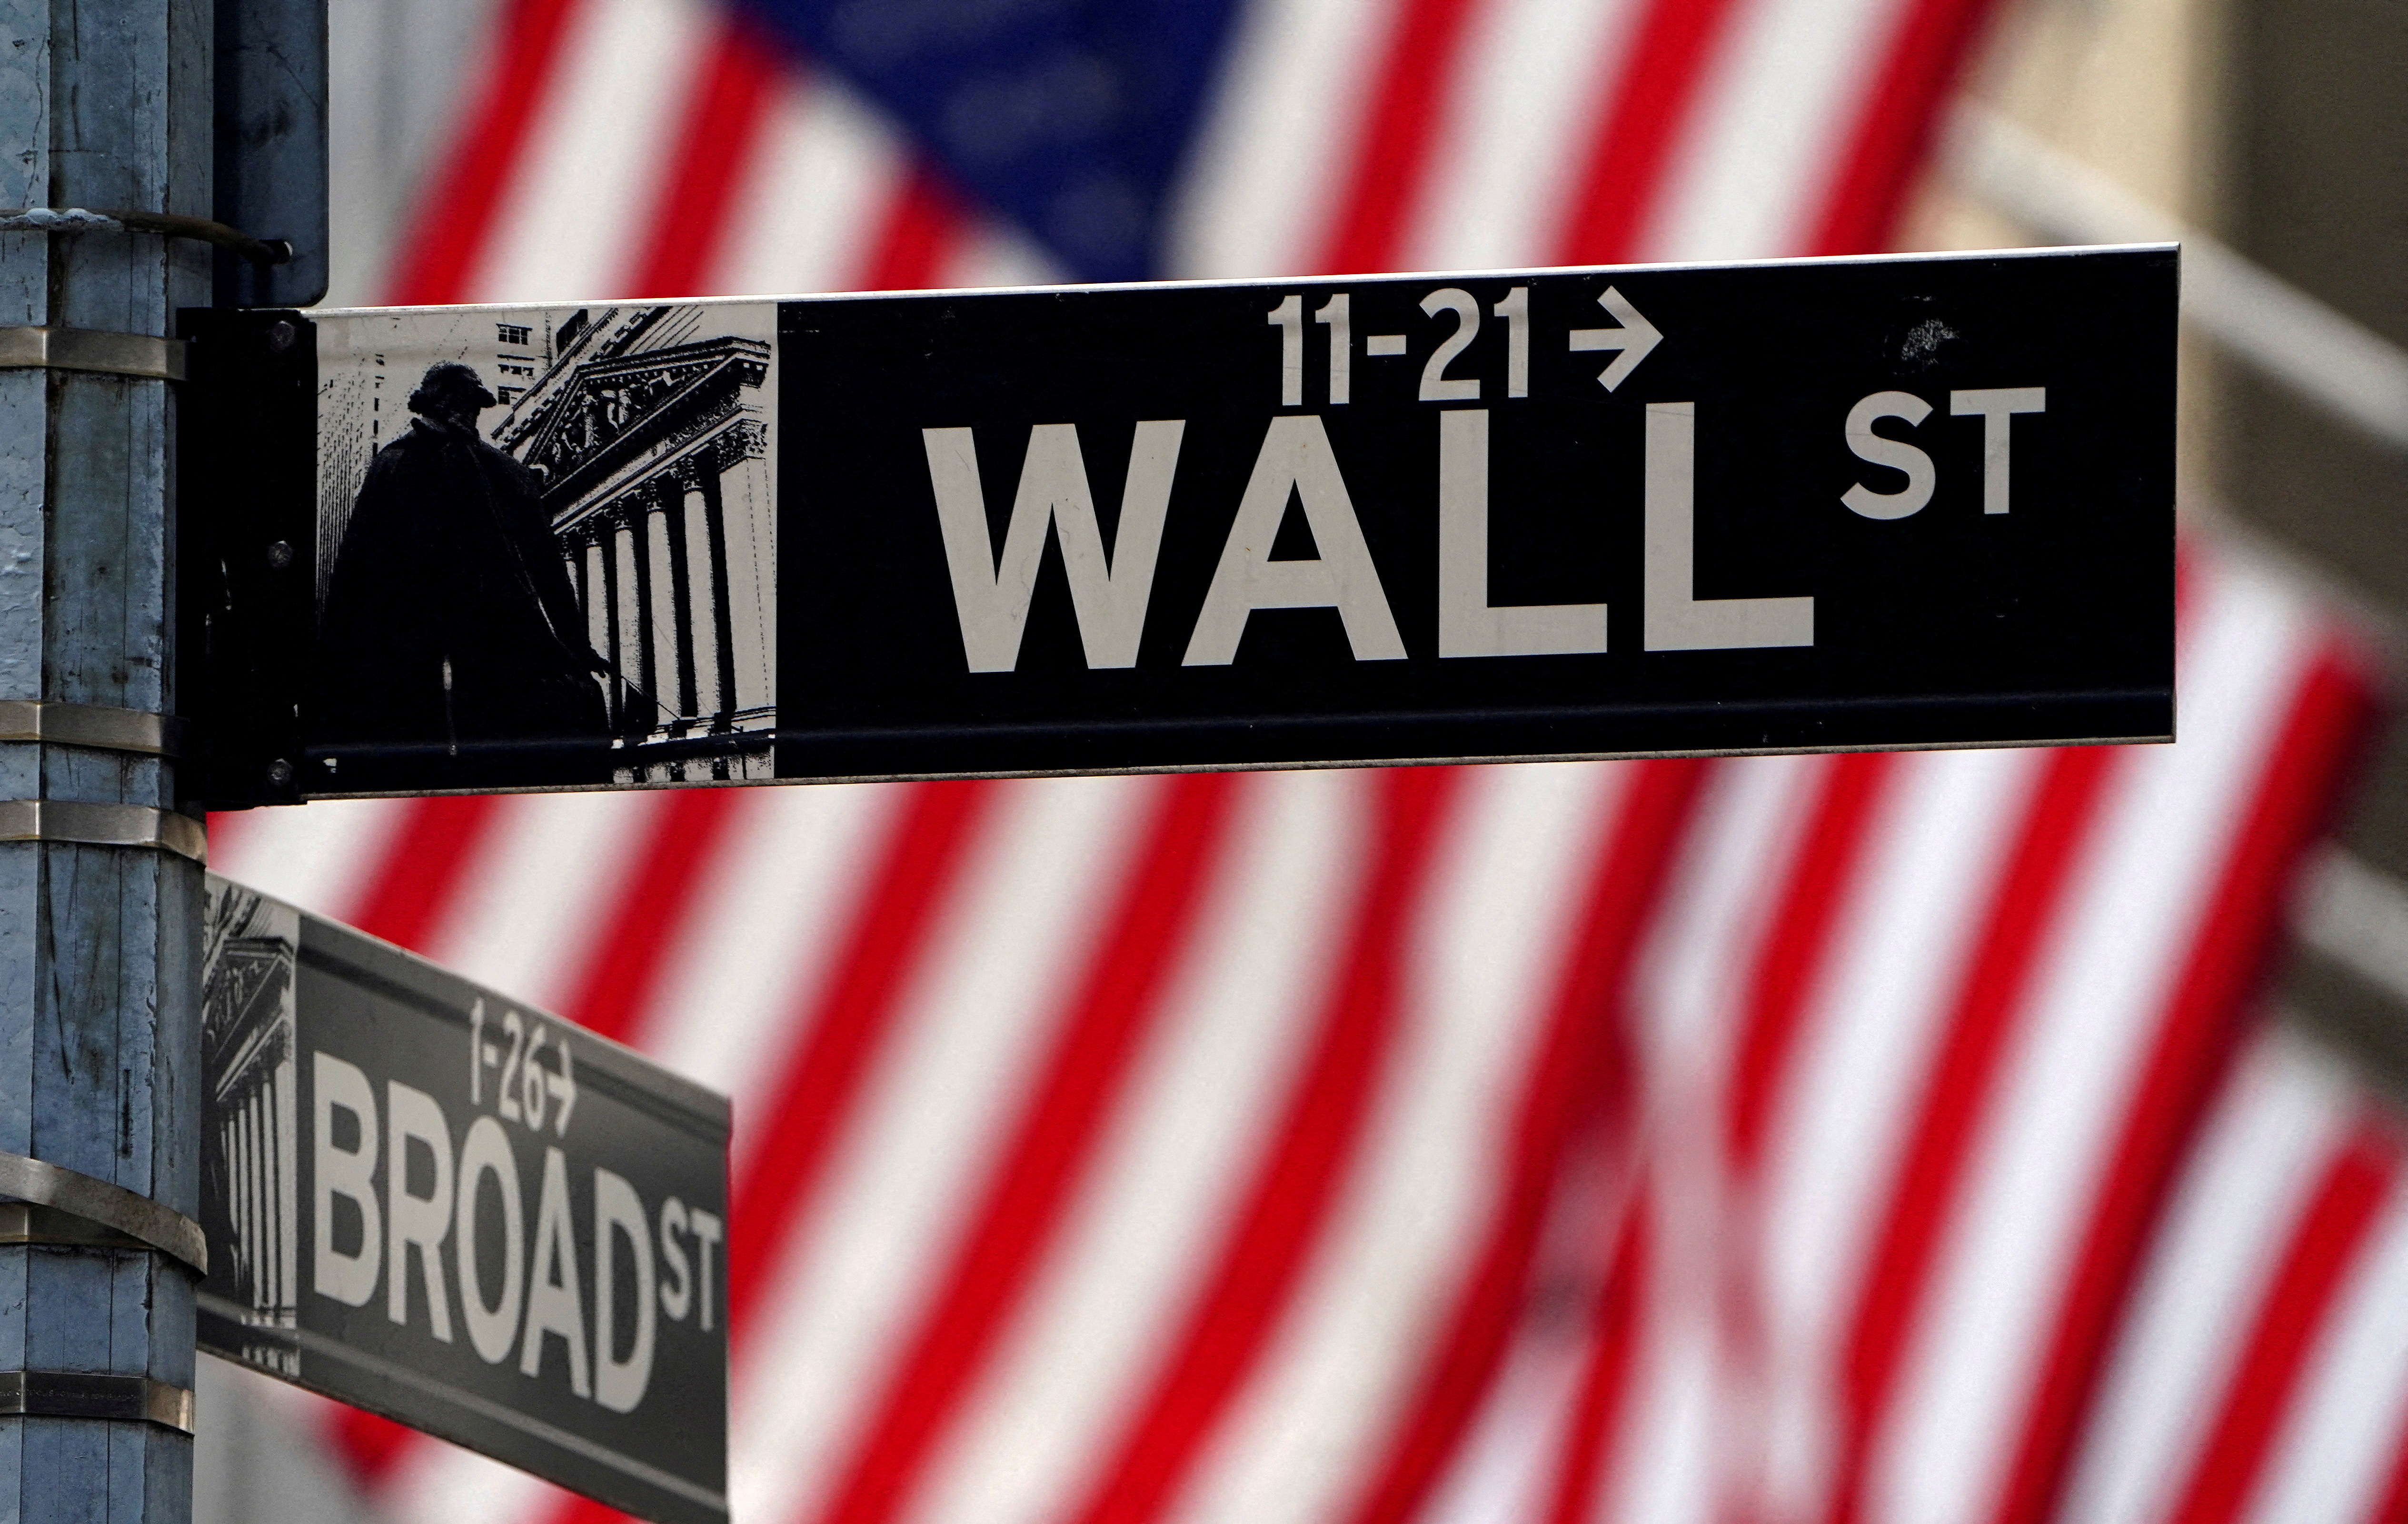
[
  {"xmin": 183, "ymin": 245, "xmax": 2175, "ymax": 805},
  {"xmin": 197, "ymin": 876, "xmax": 730, "ymax": 1524}
]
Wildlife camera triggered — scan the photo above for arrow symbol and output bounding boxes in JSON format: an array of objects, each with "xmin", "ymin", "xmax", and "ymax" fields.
[{"xmin": 1567, "ymin": 286, "xmax": 1662, "ymax": 391}]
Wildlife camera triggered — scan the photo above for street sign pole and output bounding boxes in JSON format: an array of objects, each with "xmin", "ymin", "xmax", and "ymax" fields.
[{"xmin": 1, "ymin": 2, "xmax": 211, "ymax": 1520}]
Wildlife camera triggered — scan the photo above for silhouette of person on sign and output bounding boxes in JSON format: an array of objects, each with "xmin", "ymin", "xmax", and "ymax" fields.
[{"xmin": 310, "ymin": 362, "xmax": 611, "ymax": 789}]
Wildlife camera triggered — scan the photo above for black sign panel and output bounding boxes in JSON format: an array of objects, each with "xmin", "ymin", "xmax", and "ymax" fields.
[
  {"xmin": 196, "ymin": 876, "xmax": 730, "ymax": 1524},
  {"xmin": 183, "ymin": 247, "xmax": 2173, "ymax": 804}
]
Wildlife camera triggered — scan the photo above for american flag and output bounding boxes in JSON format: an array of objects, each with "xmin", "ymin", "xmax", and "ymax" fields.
[{"xmin": 209, "ymin": 1, "xmax": 2408, "ymax": 1523}]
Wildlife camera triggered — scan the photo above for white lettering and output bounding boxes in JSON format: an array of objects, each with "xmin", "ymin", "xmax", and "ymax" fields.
[
  {"xmin": 688, "ymin": 1208, "xmax": 723, "ymax": 1334},
  {"xmin": 1268, "ymin": 295, "xmax": 1302, "ymax": 406},
  {"xmin": 1184, "ymin": 416, "xmax": 1406, "ymax": 665},
  {"xmin": 1842, "ymin": 391, "xmax": 1937, "ymax": 519},
  {"xmin": 1438, "ymin": 409, "xmax": 1607, "ymax": 657},
  {"xmin": 1950, "ymin": 386, "xmax": 2046, "ymax": 515},
  {"xmin": 385, "ymin": 1081, "xmax": 455, "ymax": 1342},
  {"xmin": 519, "ymin": 1025, "xmax": 549, "ymax": 1132},
  {"xmin": 519, "ymin": 1145, "xmax": 591, "ymax": 1397},
  {"xmin": 1494, "ymin": 287, "xmax": 1529, "ymax": 398},
  {"xmin": 498, "ymin": 1010, "xmax": 525, "ymax": 1123},
  {"xmin": 658, "ymin": 1197, "xmax": 692, "ymax": 1323},
  {"xmin": 1644, "ymin": 402, "xmax": 1813, "ymax": 651},
  {"xmin": 593, "ymin": 1169, "xmax": 657, "ymax": 1414},
  {"xmin": 1315, "ymin": 294, "xmax": 1350, "ymax": 404},
  {"xmin": 1567, "ymin": 288, "xmax": 1662, "ymax": 392},
  {"xmin": 1418, "ymin": 288, "xmax": 1482, "ymax": 402},
  {"xmin": 312, "ymin": 1052, "xmax": 381, "ymax": 1307},
  {"xmin": 924, "ymin": 421, "xmax": 1184, "ymax": 672},
  {"xmin": 455, "ymin": 1116, "xmax": 525, "ymax": 1365}
]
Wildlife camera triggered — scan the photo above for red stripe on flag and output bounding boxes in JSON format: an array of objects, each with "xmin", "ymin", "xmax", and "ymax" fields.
[
  {"xmin": 1065, "ymin": 767, "xmax": 1464, "ymax": 1524},
  {"xmin": 557, "ymin": 789, "xmax": 743, "ymax": 1043},
  {"xmin": 1729, "ymin": 753, "xmax": 1896, "ymax": 1173},
  {"xmin": 335, "ymin": 1405, "xmax": 421, "ymax": 1489},
  {"xmin": 1984, "ymin": 648, "xmax": 2382, "ymax": 1524},
  {"xmin": 2163, "ymin": 1126, "xmax": 2401, "ymax": 1524},
  {"xmin": 859, "ymin": 166, "xmax": 967, "ymax": 292},
  {"xmin": 2363, "ymin": 1404, "xmax": 2408, "ymax": 1524},
  {"xmin": 1824, "ymin": 743, "xmax": 2121, "ymax": 1524},
  {"xmin": 625, "ymin": 16, "xmax": 786, "ymax": 300},
  {"xmin": 1316, "ymin": 0, "xmax": 1486, "ymax": 275},
  {"xmin": 345, "ymin": 795, "xmax": 508, "ymax": 953},
  {"xmin": 203, "ymin": 811, "xmax": 253, "ymax": 861},
  {"xmin": 1808, "ymin": 0, "xmax": 2003, "ymax": 256},
  {"xmin": 1546, "ymin": 1177, "xmax": 1654, "ymax": 1524},
  {"xmin": 803, "ymin": 774, "xmax": 1244, "ymax": 1524},
  {"xmin": 386, "ymin": 0, "xmax": 589, "ymax": 305},
  {"xmin": 1555, "ymin": 0, "xmax": 1744, "ymax": 263},
  {"xmin": 1341, "ymin": 759, "xmax": 1710, "ymax": 1524}
]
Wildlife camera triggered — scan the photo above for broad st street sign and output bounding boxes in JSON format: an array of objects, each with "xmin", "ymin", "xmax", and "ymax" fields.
[
  {"xmin": 196, "ymin": 875, "xmax": 731, "ymax": 1524},
  {"xmin": 182, "ymin": 245, "xmax": 2175, "ymax": 805}
]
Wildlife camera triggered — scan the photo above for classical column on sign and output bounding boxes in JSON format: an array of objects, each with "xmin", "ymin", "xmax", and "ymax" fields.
[
  {"xmin": 233, "ymin": 1099, "xmax": 254, "ymax": 1297},
  {"xmin": 259, "ymin": 1069, "xmax": 280, "ymax": 1310},
  {"xmin": 709, "ymin": 458, "xmax": 775, "ymax": 721},
  {"xmin": 273, "ymin": 1059, "xmax": 297, "ymax": 1310},
  {"xmin": 663, "ymin": 479, "xmax": 701, "ymax": 724},
  {"xmin": 251, "ymin": 1090, "xmax": 270, "ymax": 1305},
  {"xmin": 566, "ymin": 545, "xmax": 587, "ymax": 653},
  {"xmin": 227, "ymin": 1106, "xmax": 244, "ymax": 1287},
  {"xmin": 697, "ymin": 468, "xmax": 741, "ymax": 725},
  {"xmin": 680, "ymin": 480, "xmax": 724, "ymax": 721},
  {"xmin": 634, "ymin": 495, "xmax": 665, "ymax": 731},
  {"xmin": 613, "ymin": 504, "xmax": 652, "ymax": 731},
  {"xmin": 253, "ymin": 1085, "xmax": 275, "ymax": 1307},
  {"xmin": 577, "ymin": 535, "xmax": 615, "ymax": 728},
  {"xmin": 645, "ymin": 486, "xmax": 689, "ymax": 727},
  {"xmin": 241, "ymin": 1090, "xmax": 261, "ymax": 1306},
  {"xmin": 241, "ymin": 1091, "xmax": 259, "ymax": 1295}
]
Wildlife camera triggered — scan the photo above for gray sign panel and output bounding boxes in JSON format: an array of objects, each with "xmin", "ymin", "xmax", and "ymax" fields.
[{"xmin": 195, "ymin": 875, "xmax": 730, "ymax": 1524}]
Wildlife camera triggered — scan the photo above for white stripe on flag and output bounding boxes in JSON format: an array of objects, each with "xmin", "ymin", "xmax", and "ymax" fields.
[
  {"xmin": 415, "ymin": 791, "xmax": 658, "ymax": 1013},
  {"xmin": 909, "ymin": 770, "xmax": 1369, "ymax": 1524},
  {"xmin": 474, "ymin": 0, "xmax": 713, "ymax": 302},
  {"xmin": 729, "ymin": 777, "xmax": 1160, "ymax": 1524},
  {"xmin": 1163, "ymin": 0, "xmax": 1406, "ymax": 277},
  {"xmin": 714, "ymin": 71, "xmax": 910, "ymax": 298},
  {"xmin": 939, "ymin": 221, "xmax": 1069, "ymax": 291},
  {"xmin": 1757, "ymin": 747, "xmax": 2051, "ymax": 1518},
  {"xmin": 382, "ymin": 1426, "xmax": 557, "ymax": 1524},
  {"xmin": 208, "ymin": 797, "xmax": 415, "ymax": 925},
  {"xmin": 2056, "ymin": 1033, "xmax": 2361, "ymax": 1524},
  {"xmin": 1401, "ymin": 0, "xmax": 1645, "ymax": 270},
  {"xmin": 1643, "ymin": 0, "xmax": 1906, "ymax": 259},
  {"xmin": 1871, "ymin": 559, "xmax": 2320, "ymax": 1524},
  {"xmin": 1169, "ymin": 763, "xmax": 1629, "ymax": 1524},
  {"xmin": 2251, "ymin": 1156, "xmax": 2408, "ymax": 1524},
  {"xmin": 641, "ymin": 784, "xmax": 905, "ymax": 1127}
]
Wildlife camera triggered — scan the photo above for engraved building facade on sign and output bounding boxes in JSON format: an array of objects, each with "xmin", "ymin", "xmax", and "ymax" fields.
[{"xmin": 496, "ymin": 305, "xmax": 777, "ymax": 782}]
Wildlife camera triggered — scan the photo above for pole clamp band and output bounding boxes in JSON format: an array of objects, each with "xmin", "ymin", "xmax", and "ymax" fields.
[
  {"xmin": 0, "ymin": 326, "xmax": 187, "ymax": 383},
  {"xmin": 0, "ymin": 1152, "xmax": 208, "ymax": 1275},
  {"xmin": 0, "ymin": 1371, "xmax": 195, "ymax": 1434},
  {"xmin": 0, "ymin": 701, "xmax": 183, "ymax": 757},
  {"xmin": 0, "ymin": 1200, "xmax": 174, "ymax": 1257},
  {"xmin": 0, "ymin": 801, "xmax": 206, "ymax": 864}
]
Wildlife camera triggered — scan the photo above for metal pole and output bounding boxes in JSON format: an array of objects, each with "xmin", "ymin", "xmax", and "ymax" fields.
[{"xmin": 1, "ymin": 0, "xmax": 209, "ymax": 1518}]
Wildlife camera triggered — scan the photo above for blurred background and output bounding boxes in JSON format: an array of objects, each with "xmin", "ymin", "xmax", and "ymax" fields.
[{"xmin": 195, "ymin": 0, "xmax": 2408, "ymax": 1521}]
